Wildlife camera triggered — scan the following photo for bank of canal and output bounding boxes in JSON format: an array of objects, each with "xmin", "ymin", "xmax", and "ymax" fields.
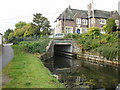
[
  {"xmin": 2, "ymin": 45, "xmax": 65, "ymax": 88},
  {"xmin": 45, "ymin": 53, "xmax": 120, "ymax": 89}
]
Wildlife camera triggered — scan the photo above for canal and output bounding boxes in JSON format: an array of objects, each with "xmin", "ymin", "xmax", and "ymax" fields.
[{"xmin": 44, "ymin": 52, "xmax": 119, "ymax": 89}]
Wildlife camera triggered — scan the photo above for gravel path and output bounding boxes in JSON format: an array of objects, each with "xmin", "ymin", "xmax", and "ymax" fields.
[
  {"xmin": 0, "ymin": 44, "xmax": 14, "ymax": 88},
  {"xmin": 2, "ymin": 44, "xmax": 14, "ymax": 70}
]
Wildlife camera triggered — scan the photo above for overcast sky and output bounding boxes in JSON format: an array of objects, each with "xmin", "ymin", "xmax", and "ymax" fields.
[{"xmin": 0, "ymin": 0, "xmax": 119, "ymax": 34}]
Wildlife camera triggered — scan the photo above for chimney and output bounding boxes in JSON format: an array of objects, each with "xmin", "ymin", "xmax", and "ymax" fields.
[
  {"xmin": 87, "ymin": 3, "xmax": 92, "ymax": 17},
  {"xmin": 68, "ymin": 5, "xmax": 71, "ymax": 10}
]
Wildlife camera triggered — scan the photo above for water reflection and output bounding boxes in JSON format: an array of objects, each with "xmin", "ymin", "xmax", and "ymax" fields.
[
  {"xmin": 54, "ymin": 53, "xmax": 72, "ymax": 68},
  {"xmin": 45, "ymin": 54, "xmax": 119, "ymax": 89}
]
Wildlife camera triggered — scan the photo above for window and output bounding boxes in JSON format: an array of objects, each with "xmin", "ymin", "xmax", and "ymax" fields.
[
  {"xmin": 65, "ymin": 26, "xmax": 73, "ymax": 34},
  {"xmin": 115, "ymin": 20, "xmax": 119, "ymax": 26},
  {"xmin": 82, "ymin": 19, "xmax": 88, "ymax": 25},
  {"xmin": 100, "ymin": 19, "xmax": 106, "ymax": 24},
  {"xmin": 76, "ymin": 18, "xmax": 81, "ymax": 24}
]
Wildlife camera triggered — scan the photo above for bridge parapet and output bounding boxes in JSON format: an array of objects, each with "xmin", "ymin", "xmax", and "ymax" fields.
[{"xmin": 53, "ymin": 39, "xmax": 72, "ymax": 45}]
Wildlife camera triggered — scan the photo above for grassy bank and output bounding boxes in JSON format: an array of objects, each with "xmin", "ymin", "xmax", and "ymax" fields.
[{"xmin": 3, "ymin": 45, "xmax": 65, "ymax": 88}]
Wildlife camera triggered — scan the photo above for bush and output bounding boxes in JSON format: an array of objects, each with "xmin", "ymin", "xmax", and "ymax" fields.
[
  {"xmin": 25, "ymin": 38, "xmax": 50, "ymax": 54},
  {"xmin": 65, "ymin": 33, "xmax": 73, "ymax": 38}
]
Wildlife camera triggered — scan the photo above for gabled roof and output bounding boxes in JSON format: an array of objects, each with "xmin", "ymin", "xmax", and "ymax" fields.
[
  {"xmin": 57, "ymin": 6, "xmax": 88, "ymax": 20},
  {"xmin": 56, "ymin": 6, "xmax": 118, "ymax": 20}
]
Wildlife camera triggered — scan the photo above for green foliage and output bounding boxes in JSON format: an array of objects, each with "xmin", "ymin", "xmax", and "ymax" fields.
[
  {"xmin": 33, "ymin": 13, "xmax": 51, "ymax": 35},
  {"xmin": 25, "ymin": 38, "xmax": 50, "ymax": 54},
  {"xmin": 4, "ymin": 13, "xmax": 52, "ymax": 43},
  {"xmin": 8, "ymin": 32, "xmax": 15, "ymax": 42},
  {"xmin": 23, "ymin": 23, "xmax": 39, "ymax": 37},
  {"xmin": 14, "ymin": 28, "xmax": 26, "ymax": 37},
  {"xmin": 4, "ymin": 29, "xmax": 13, "ymax": 40},
  {"xmin": 88, "ymin": 27, "xmax": 100, "ymax": 35},
  {"xmin": 65, "ymin": 33, "xmax": 73, "ymax": 38},
  {"xmin": 103, "ymin": 18, "xmax": 117, "ymax": 33},
  {"xmin": 65, "ymin": 29, "xmax": 119, "ymax": 60},
  {"xmin": 15, "ymin": 21, "xmax": 26, "ymax": 30},
  {"xmin": 88, "ymin": 27, "xmax": 101, "ymax": 39},
  {"xmin": 83, "ymin": 39, "xmax": 100, "ymax": 50},
  {"xmin": 96, "ymin": 42, "xmax": 118, "ymax": 60}
]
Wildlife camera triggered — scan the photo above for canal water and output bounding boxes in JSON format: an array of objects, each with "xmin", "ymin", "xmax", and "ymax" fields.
[{"xmin": 45, "ymin": 53, "xmax": 120, "ymax": 89}]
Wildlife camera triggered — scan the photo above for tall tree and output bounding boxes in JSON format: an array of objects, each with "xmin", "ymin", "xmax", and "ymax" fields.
[
  {"xmin": 103, "ymin": 18, "xmax": 117, "ymax": 33},
  {"xmin": 15, "ymin": 21, "xmax": 26, "ymax": 30},
  {"xmin": 33, "ymin": 13, "xmax": 51, "ymax": 35}
]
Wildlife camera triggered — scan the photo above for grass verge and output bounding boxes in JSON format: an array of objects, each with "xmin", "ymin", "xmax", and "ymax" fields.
[{"xmin": 2, "ymin": 45, "xmax": 65, "ymax": 88}]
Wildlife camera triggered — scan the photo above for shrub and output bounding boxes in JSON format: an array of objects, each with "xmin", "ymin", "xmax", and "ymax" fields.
[
  {"xmin": 25, "ymin": 38, "xmax": 50, "ymax": 54},
  {"xmin": 88, "ymin": 27, "xmax": 101, "ymax": 36}
]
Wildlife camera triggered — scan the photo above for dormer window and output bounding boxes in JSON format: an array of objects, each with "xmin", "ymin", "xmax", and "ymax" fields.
[{"xmin": 76, "ymin": 18, "xmax": 81, "ymax": 24}]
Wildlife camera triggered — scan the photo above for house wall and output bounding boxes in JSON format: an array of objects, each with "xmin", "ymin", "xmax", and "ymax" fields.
[
  {"xmin": 55, "ymin": 10, "xmax": 120, "ymax": 34},
  {"xmin": 93, "ymin": 18, "xmax": 107, "ymax": 29},
  {"xmin": 73, "ymin": 13, "xmax": 88, "ymax": 33},
  {"xmin": 63, "ymin": 20, "xmax": 76, "ymax": 32},
  {"xmin": 110, "ymin": 11, "xmax": 120, "ymax": 28},
  {"xmin": 55, "ymin": 20, "xmax": 63, "ymax": 34}
]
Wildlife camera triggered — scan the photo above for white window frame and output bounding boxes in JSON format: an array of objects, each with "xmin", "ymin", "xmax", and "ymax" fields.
[
  {"xmin": 82, "ymin": 19, "xmax": 88, "ymax": 25},
  {"xmin": 100, "ymin": 19, "xmax": 106, "ymax": 24},
  {"xmin": 76, "ymin": 18, "xmax": 81, "ymax": 25},
  {"xmin": 115, "ymin": 20, "xmax": 119, "ymax": 26},
  {"xmin": 65, "ymin": 26, "xmax": 73, "ymax": 34}
]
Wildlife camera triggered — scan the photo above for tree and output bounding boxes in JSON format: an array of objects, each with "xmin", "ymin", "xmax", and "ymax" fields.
[
  {"xmin": 15, "ymin": 21, "xmax": 26, "ymax": 30},
  {"xmin": 4, "ymin": 29, "xmax": 13, "ymax": 40},
  {"xmin": 33, "ymin": 13, "xmax": 51, "ymax": 35},
  {"xmin": 24, "ymin": 23, "xmax": 39, "ymax": 37},
  {"xmin": 8, "ymin": 32, "xmax": 15, "ymax": 42},
  {"xmin": 103, "ymin": 18, "xmax": 117, "ymax": 33},
  {"xmin": 14, "ymin": 28, "xmax": 26, "ymax": 37}
]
